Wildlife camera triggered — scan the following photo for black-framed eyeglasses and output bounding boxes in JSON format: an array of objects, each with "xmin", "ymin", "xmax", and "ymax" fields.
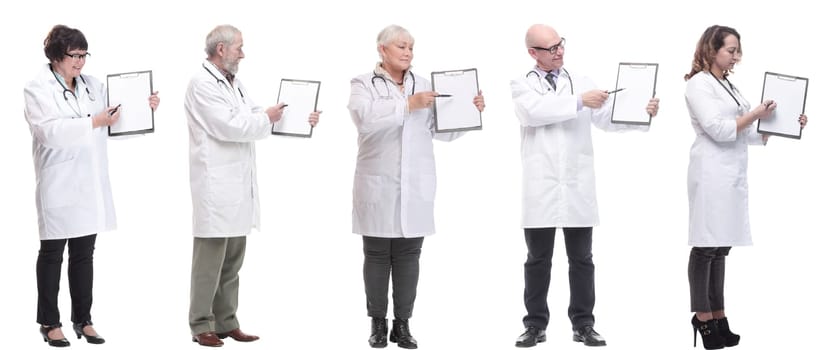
[
  {"xmin": 532, "ymin": 38, "xmax": 566, "ymax": 54},
  {"xmin": 65, "ymin": 52, "xmax": 91, "ymax": 60}
]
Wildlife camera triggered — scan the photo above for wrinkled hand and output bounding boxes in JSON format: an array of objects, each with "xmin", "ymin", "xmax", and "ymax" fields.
[
  {"xmin": 581, "ymin": 89, "xmax": 608, "ymax": 109},
  {"xmin": 309, "ymin": 110, "xmax": 322, "ymax": 127},
  {"xmin": 753, "ymin": 100, "xmax": 776, "ymax": 120},
  {"xmin": 148, "ymin": 91, "xmax": 160, "ymax": 111},
  {"xmin": 799, "ymin": 114, "xmax": 808, "ymax": 129},
  {"xmin": 92, "ymin": 106, "xmax": 121, "ymax": 128},
  {"xmin": 408, "ymin": 91, "xmax": 438, "ymax": 111},
  {"xmin": 266, "ymin": 103, "xmax": 288, "ymax": 123},
  {"xmin": 646, "ymin": 97, "xmax": 660, "ymax": 117},
  {"xmin": 473, "ymin": 90, "xmax": 485, "ymax": 112}
]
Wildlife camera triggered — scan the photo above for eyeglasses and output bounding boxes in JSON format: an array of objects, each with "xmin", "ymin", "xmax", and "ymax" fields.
[
  {"xmin": 532, "ymin": 38, "xmax": 566, "ymax": 54},
  {"xmin": 65, "ymin": 52, "xmax": 91, "ymax": 60}
]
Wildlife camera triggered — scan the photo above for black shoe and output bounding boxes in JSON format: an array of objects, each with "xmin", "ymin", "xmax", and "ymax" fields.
[
  {"xmin": 515, "ymin": 326, "xmax": 546, "ymax": 348},
  {"xmin": 390, "ymin": 318, "xmax": 417, "ymax": 349},
  {"xmin": 39, "ymin": 323, "xmax": 70, "ymax": 347},
  {"xmin": 369, "ymin": 317, "xmax": 388, "ymax": 348},
  {"xmin": 715, "ymin": 318, "xmax": 740, "ymax": 347},
  {"xmin": 692, "ymin": 315, "xmax": 725, "ymax": 349},
  {"xmin": 573, "ymin": 325, "xmax": 607, "ymax": 346},
  {"xmin": 73, "ymin": 320, "xmax": 105, "ymax": 344}
]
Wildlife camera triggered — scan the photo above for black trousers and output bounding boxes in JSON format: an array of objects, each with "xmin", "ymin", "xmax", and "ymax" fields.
[
  {"xmin": 36, "ymin": 234, "xmax": 97, "ymax": 326},
  {"xmin": 523, "ymin": 227, "xmax": 595, "ymax": 330},
  {"xmin": 688, "ymin": 247, "xmax": 731, "ymax": 312},
  {"xmin": 363, "ymin": 236, "xmax": 424, "ymax": 320}
]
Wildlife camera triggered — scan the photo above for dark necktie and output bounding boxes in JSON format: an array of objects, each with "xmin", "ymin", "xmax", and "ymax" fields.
[{"xmin": 545, "ymin": 72, "xmax": 557, "ymax": 91}]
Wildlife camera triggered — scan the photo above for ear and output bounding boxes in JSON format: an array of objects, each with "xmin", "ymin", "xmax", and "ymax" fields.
[
  {"xmin": 216, "ymin": 42, "xmax": 226, "ymax": 57},
  {"xmin": 527, "ymin": 48, "xmax": 537, "ymax": 59}
]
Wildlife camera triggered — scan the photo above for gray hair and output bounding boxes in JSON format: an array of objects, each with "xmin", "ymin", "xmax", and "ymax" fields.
[
  {"xmin": 205, "ymin": 24, "xmax": 241, "ymax": 57},
  {"xmin": 376, "ymin": 24, "xmax": 414, "ymax": 47}
]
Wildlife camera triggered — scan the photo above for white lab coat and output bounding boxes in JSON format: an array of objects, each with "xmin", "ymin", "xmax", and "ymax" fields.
[
  {"xmin": 510, "ymin": 68, "xmax": 643, "ymax": 228},
  {"xmin": 23, "ymin": 64, "xmax": 115, "ymax": 240},
  {"xmin": 685, "ymin": 71, "xmax": 764, "ymax": 247},
  {"xmin": 348, "ymin": 67, "xmax": 463, "ymax": 238},
  {"xmin": 185, "ymin": 61, "xmax": 272, "ymax": 238}
]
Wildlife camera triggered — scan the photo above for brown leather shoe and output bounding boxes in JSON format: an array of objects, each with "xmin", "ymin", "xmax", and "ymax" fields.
[
  {"xmin": 217, "ymin": 328, "xmax": 259, "ymax": 342},
  {"xmin": 192, "ymin": 332, "xmax": 224, "ymax": 347}
]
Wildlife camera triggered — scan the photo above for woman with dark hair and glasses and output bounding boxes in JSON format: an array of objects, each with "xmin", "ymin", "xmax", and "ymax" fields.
[
  {"xmin": 23, "ymin": 24, "xmax": 160, "ymax": 347},
  {"xmin": 683, "ymin": 25, "xmax": 807, "ymax": 349}
]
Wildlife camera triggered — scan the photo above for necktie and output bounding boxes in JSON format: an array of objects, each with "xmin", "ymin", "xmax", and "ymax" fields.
[{"xmin": 544, "ymin": 72, "xmax": 557, "ymax": 91}]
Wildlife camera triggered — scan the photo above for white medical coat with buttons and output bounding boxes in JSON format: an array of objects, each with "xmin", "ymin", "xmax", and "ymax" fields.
[
  {"xmin": 348, "ymin": 69, "xmax": 463, "ymax": 238},
  {"xmin": 185, "ymin": 61, "xmax": 272, "ymax": 238},
  {"xmin": 24, "ymin": 64, "xmax": 115, "ymax": 240},
  {"xmin": 511, "ymin": 68, "xmax": 644, "ymax": 228},
  {"xmin": 685, "ymin": 71, "xmax": 764, "ymax": 247}
]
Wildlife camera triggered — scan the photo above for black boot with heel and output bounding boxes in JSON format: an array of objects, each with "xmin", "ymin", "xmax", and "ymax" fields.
[
  {"xmin": 390, "ymin": 318, "xmax": 417, "ymax": 349},
  {"xmin": 715, "ymin": 318, "xmax": 740, "ymax": 347},
  {"xmin": 692, "ymin": 315, "xmax": 725, "ymax": 349},
  {"xmin": 369, "ymin": 317, "xmax": 388, "ymax": 348},
  {"xmin": 39, "ymin": 323, "xmax": 70, "ymax": 347},
  {"xmin": 73, "ymin": 320, "xmax": 105, "ymax": 344}
]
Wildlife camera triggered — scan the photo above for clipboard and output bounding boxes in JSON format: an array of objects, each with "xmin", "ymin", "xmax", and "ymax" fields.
[
  {"xmin": 610, "ymin": 62, "xmax": 658, "ymax": 125},
  {"xmin": 271, "ymin": 79, "xmax": 320, "ymax": 138},
  {"xmin": 106, "ymin": 70, "xmax": 154, "ymax": 136},
  {"xmin": 430, "ymin": 68, "xmax": 482, "ymax": 133},
  {"xmin": 757, "ymin": 72, "xmax": 808, "ymax": 139}
]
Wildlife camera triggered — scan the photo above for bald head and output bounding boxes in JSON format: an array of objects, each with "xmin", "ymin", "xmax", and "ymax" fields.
[{"xmin": 525, "ymin": 24, "xmax": 558, "ymax": 48}]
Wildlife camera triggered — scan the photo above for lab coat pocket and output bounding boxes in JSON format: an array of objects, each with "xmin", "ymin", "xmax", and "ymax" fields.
[
  {"xmin": 354, "ymin": 174, "xmax": 383, "ymax": 204},
  {"xmin": 40, "ymin": 158, "xmax": 80, "ymax": 209},
  {"xmin": 207, "ymin": 162, "xmax": 245, "ymax": 207}
]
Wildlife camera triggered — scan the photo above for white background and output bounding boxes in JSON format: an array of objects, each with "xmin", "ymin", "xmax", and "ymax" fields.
[{"xmin": 2, "ymin": 1, "xmax": 829, "ymax": 349}]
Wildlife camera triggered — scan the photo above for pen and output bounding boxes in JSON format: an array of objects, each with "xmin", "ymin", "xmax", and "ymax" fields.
[
  {"xmin": 606, "ymin": 88, "xmax": 625, "ymax": 94},
  {"xmin": 108, "ymin": 104, "xmax": 121, "ymax": 116},
  {"xmin": 435, "ymin": 94, "xmax": 452, "ymax": 97}
]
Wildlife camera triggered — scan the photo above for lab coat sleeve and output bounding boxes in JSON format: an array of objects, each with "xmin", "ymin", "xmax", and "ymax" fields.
[
  {"xmin": 744, "ymin": 123, "xmax": 766, "ymax": 145},
  {"xmin": 685, "ymin": 79, "xmax": 737, "ymax": 142},
  {"xmin": 510, "ymin": 78, "xmax": 579, "ymax": 127},
  {"xmin": 186, "ymin": 79, "xmax": 271, "ymax": 143},
  {"xmin": 23, "ymin": 80, "xmax": 94, "ymax": 148},
  {"xmin": 347, "ymin": 77, "xmax": 406, "ymax": 134}
]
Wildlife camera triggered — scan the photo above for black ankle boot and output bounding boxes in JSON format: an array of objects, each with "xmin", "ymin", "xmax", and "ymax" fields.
[
  {"xmin": 369, "ymin": 317, "xmax": 388, "ymax": 348},
  {"xmin": 692, "ymin": 315, "xmax": 725, "ymax": 349},
  {"xmin": 715, "ymin": 318, "xmax": 740, "ymax": 347},
  {"xmin": 390, "ymin": 318, "xmax": 417, "ymax": 349}
]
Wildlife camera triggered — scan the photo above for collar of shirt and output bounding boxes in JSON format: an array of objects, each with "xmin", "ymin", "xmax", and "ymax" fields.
[
  {"xmin": 374, "ymin": 62, "xmax": 411, "ymax": 86},
  {"xmin": 206, "ymin": 61, "xmax": 235, "ymax": 85},
  {"xmin": 533, "ymin": 66, "xmax": 560, "ymax": 84}
]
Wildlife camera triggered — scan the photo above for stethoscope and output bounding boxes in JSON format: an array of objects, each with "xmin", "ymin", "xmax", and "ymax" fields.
[
  {"xmin": 708, "ymin": 71, "xmax": 748, "ymax": 113},
  {"xmin": 51, "ymin": 64, "xmax": 93, "ymax": 118},
  {"xmin": 203, "ymin": 64, "xmax": 245, "ymax": 103},
  {"xmin": 371, "ymin": 70, "xmax": 415, "ymax": 98},
  {"xmin": 527, "ymin": 68, "xmax": 574, "ymax": 95}
]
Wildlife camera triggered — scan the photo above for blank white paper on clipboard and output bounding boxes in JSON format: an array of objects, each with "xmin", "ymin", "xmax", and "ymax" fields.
[
  {"xmin": 431, "ymin": 68, "xmax": 481, "ymax": 133},
  {"xmin": 610, "ymin": 62, "xmax": 658, "ymax": 125},
  {"xmin": 272, "ymin": 79, "xmax": 320, "ymax": 138},
  {"xmin": 758, "ymin": 72, "xmax": 807, "ymax": 139},
  {"xmin": 106, "ymin": 70, "xmax": 154, "ymax": 136}
]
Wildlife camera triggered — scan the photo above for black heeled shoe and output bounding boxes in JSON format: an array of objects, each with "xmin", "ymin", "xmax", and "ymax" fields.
[
  {"xmin": 715, "ymin": 318, "xmax": 740, "ymax": 347},
  {"xmin": 39, "ymin": 323, "xmax": 70, "ymax": 347},
  {"xmin": 692, "ymin": 315, "xmax": 725, "ymax": 349},
  {"xmin": 73, "ymin": 321, "xmax": 105, "ymax": 344}
]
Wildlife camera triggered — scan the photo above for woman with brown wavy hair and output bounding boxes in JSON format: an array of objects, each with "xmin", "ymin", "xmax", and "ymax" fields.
[{"xmin": 683, "ymin": 25, "xmax": 807, "ymax": 349}]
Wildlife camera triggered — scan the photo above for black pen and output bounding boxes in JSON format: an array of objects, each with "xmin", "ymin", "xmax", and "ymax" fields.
[
  {"xmin": 108, "ymin": 104, "xmax": 121, "ymax": 116},
  {"xmin": 606, "ymin": 88, "xmax": 625, "ymax": 94},
  {"xmin": 435, "ymin": 94, "xmax": 452, "ymax": 97}
]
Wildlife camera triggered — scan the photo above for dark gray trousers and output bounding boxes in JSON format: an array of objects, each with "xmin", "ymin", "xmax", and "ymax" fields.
[
  {"xmin": 688, "ymin": 247, "xmax": 731, "ymax": 312},
  {"xmin": 523, "ymin": 227, "xmax": 595, "ymax": 331},
  {"xmin": 363, "ymin": 236, "xmax": 424, "ymax": 320}
]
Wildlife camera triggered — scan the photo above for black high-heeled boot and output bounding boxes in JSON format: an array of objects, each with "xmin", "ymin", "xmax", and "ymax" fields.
[
  {"xmin": 390, "ymin": 318, "xmax": 417, "ymax": 349},
  {"xmin": 39, "ymin": 323, "xmax": 70, "ymax": 347},
  {"xmin": 369, "ymin": 317, "xmax": 388, "ymax": 348},
  {"xmin": 691, "ymin": 315, "xmax": 725, "ymax": 349},
  {"xmin": 73, "ymin": 320, "xmax": 105, "ymax": 344},
  {"xmin": 715, "ymin": 318, "xmax": 740, "ymax": 347}
]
